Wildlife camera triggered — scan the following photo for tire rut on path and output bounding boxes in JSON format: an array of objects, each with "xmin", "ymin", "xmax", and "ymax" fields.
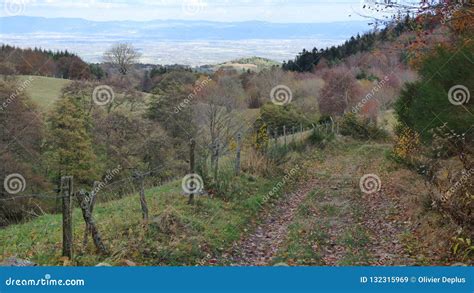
[{"xmin": 225, "ymin": 179, "xmax": 317, "ymax": 266}]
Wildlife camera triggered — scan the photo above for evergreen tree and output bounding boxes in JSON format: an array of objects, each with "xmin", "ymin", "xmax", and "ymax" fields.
[{"xmin": 46, "ymin": 96, "xmax": 98, "ymax": 185}]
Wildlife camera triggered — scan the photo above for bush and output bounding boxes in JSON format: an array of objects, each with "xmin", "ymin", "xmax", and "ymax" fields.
[
  {"xmin": 308, "ymin": 128, "xmax": 334, "ymax": 147},
  {"xmin": 339, "ymin": 113, "xmax": 388, "ymax": 140},
  {"xmin": 395, "ymin": 44, "xmax": 474, "ymax": 143},
  {"xmin": 259, "ymin": 103, "xmax": 313, "ymax": 131},
  {"xmin": 392, "ymin": 43, "xmax": 474, "ymax": 236}
]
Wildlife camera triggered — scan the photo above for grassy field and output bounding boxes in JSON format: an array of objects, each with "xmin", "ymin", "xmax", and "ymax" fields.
[
  {"xmin": 0, "ymin": 138, "xmax": 466, "ymax": 266},
  {"xmin": 18, "ymin": 75, "xmax": 71, "ymax": 111},
  {"xmin": 0, "ymin": 171, "xmax": 288, "ymax": 266},
  {"xmin": 215, "ymin": 57, "xmax": 280, "ymax": 72}
]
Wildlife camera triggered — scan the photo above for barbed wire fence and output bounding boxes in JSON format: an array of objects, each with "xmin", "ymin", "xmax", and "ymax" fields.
[{"xmin": 0, "ymin": 120, "xmax": 336, "ymax": 260}]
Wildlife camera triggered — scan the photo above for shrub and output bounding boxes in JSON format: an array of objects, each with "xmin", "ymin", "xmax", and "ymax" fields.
[
  {"xmin": 339, "ymin": 113, "xmax": 388, "ymax": 140},
  {"xmin": 308, "ymin": 128, "xmax": 334, "ymax": 147},
  {"xmin": 259, "ymin": 103, "xmax": 313, "ymax": 131},
  {"xmin": 393, "ymin": 125, "xmax": 421, "ymax": 161},
  {"xmin": 394, "ymin": 44, "xmax": 474, "ymax": 143}
]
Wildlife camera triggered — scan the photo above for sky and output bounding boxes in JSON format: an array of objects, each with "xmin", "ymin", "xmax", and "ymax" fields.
[{"xmin": 0, "ymin": 0, "xmax": 381, "ymax": 23}]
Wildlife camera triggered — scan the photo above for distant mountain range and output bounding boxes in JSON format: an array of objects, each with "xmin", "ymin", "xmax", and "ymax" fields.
[
  {"xmin": 0, "ymin": 16, "xmax": 372, "ymax": 65},
  {"xmin": 0, "ymin": 16, "xmax": 371, "ymax": 40}
]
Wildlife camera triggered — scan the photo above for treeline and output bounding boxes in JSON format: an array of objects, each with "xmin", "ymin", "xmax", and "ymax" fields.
[
  {"xmin": 282, "ymin": 15, "xmax": 415, "ymax": 72},
  {"xmin": 0, "ymin": 45, "xmax": 104, "ymax": 80}
]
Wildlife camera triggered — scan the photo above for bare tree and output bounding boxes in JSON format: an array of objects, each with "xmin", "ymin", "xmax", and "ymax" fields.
[
  {"xmin": 103, "ymin": 43, "xmax": 141, "ymax": 75},
  {"xmin": 360, "ymin": 0, "xmax": 473, "ymax": 24},
  {"xmin": 319, "ymin": 67, "xmax": 362, "ymax": 116},
  {"xmin": 193, "ymin": 77, "xmax": 241, "ymax": 172}
]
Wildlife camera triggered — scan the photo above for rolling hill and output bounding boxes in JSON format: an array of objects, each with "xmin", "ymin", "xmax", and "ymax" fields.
[
  {"xmin": 214, "ymin": 57, "xmax": 280, "ymax": 72},
  {"xmin": 17, "ymin": 75, "xmax": 71, "ymax": 111}
]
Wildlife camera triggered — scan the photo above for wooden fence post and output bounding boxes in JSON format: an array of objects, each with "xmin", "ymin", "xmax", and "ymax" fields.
[
  {"xmin": 274, "ymin": 128, "xmax": 278, "ymax": 146},
  {"xmin": 140, "ymin": 175, "xmax": 148, "ymax": 223},
  {"xmin": 235, "ymin": 133, "xmax": 241, "ymax": 176},
  {"xmin": 189, "ymin": 139, "xmax": 196, "ymax": 204},
  {"xmin": 83, "ymin": 181, "xmax": 99, "ymax": 247},
  {"xmin": 292, "ymin": 126, "xmax": 296, "ymax": 143},
  {"xmin": 77, "ymin": 190, "xmax": 108, "ymax": 254},
  {"xmin": 61, "ymin": 176, "xmax": 73, "ymax": 259},
  {"xmin": 133, "ymin": 171, "xmax": 149, "ymax": 223},
  {"xmin": 213, "ymin": 140, "xmax": 219, "ymax": 182},
  {"xmin": 283, "ymin": 126, "xmax": 287, "ymax": 147}
]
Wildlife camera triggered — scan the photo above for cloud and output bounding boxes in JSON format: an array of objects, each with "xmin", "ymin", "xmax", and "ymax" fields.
[{"xmin": 1, "ymin": 0, "xmax": 366, "ymax": 22}]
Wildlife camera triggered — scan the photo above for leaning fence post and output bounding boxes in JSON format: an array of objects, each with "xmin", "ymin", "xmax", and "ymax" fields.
[
  {"xmin": 189, "ymin": 139, "xmax": 196, "ymax": 204},
  {"xmin": 133, "ymin": 171, "xmax": 149, "ymax": 223},
  {"xmin": 235, "ymin": 133, "xmax": 242, "ymax": 176},
  {"xmin": 61, "ymin": 176, "xmax": 73, "ymax": 259},
  {"xmin": 77, "ymin": 190, "xmax": 108, "ymax": 254},
  {"xmin": 83, "ymin": 181, "xmax": 99, "ymax": 247}
]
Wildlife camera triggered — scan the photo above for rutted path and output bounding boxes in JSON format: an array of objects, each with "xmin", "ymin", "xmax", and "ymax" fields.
[
  {"xmin": 272, "ymin": 143, "xmax": 419, "ymax": 266},
  {"xmin": 224, "ymin": 142, "xmax": 423, "ymax": 266},
  {"xmin": 225, "ymin": 179, "xmax": 318, "ymax": 266}
]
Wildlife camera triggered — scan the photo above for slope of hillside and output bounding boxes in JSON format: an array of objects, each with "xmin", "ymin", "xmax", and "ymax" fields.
[
  {"xmin": 0, "ymin": 139, "xmax": 464, "ymax": 266},
  {"xmin": 213, "ymin": 57, "xmax": 280, "ymax": 72},
  {"xmin": 17, "ymin": 75, "xmax": 71, "ymax": 110},
  {"xmin": 0, "ymin": 168, "xmax": 291, "ymax": 266}
]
